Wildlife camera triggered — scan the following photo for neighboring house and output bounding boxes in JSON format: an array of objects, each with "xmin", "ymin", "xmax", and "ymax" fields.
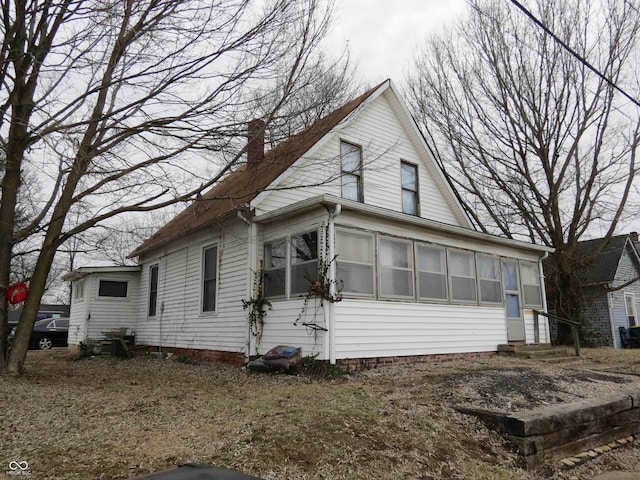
[
  {"xmin": 64, "ymin": 80, "xmax": 553, "ymax": 366},
  {"xmin": 572, "ymin": 233, "xmax": 640, "ymax": 348}
]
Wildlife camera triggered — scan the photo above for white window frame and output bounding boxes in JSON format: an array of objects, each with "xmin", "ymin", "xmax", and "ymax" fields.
[
  {"xmin": 378, "ymin": 236, "xmax": 415, "ymax": 299},
  {"xmin": 401, "ymin": 161, "xmax": 419, "ymax": 216},
  {"xmin": 73, "ymin": 280, "xmax": 84, "ymax": 301},
  {"xmin": 625, "ymin": 292, "xmax": 637, "ymax": 328},
  {"xmin": 447, "ymin": 249, "xmax": 477, "ymax": 304},
  {"xmin": 416, "ymin": 243, "xmax": 448, "ymax": 302},
  {"xmin": 290, "ymin": 230, "xmax": 319, "ymax": 296},
  {"xmin": 476, "ymin": 254, "xmax": 502, "ymax": 305},
  {"xmin": 263, "ymin": 237, "xmax": 288, "ymax": 299},
  {"xmin": 335, "ymin": 229, "xmax": 375, "ymax": 297},
  {"xmin": 520, "ymin": 261, "xmax": 543, "ymax": 307},
  {"xmin": 97, "ymin": 278, "xmax": 129, "ymax": 299},
  {"xmin": 148, "ymin": 264, "xmax": 159, "ymax": 317},
  {"xmin": 340, "ymin": 140, "xmax": 363, "ymax": 202},
  {"xmin": 202, "ymin": 244, "xmax": 218, "ymax": 313}
]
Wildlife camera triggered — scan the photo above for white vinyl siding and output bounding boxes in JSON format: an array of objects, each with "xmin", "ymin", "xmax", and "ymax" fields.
[
  {"xmin": 251, "ymin": 89, "xmax": 465, "ymax": 226},
  {"xmin": 135, "ymin": 219, "xmax": 249, "ymax": 352}
]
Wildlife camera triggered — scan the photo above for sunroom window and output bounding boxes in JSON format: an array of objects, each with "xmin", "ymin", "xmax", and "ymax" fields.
[
  {"xmin": 520, "ymin": 261, "xmax": 542, "ymax": 306},
  {"xmin": 336, "ymin": 230, "xmax": 374, "ymax": 295},
  {"xmin": 477, "ymin": 254, "xmax": 502, "ymax": 304},
  {"xmin": 448, "ymin": 249, "xmax": 477, "ymax": 302},
  {"xmin": 290, "ymin": 231, "xmax": 319, "ymax": 295},
  {"xmin": 264, "ymin": 239, "xmax": 286, "ymax": 298},
  {"xmin": 417, "ymin": 244, "xmax": 447, "ymax": 301},
  {"xmin": 379, "ymin": 237, "xmax": 414, "ymax": 297}
]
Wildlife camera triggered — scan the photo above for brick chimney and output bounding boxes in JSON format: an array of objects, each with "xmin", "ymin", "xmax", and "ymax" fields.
[
  {"xmin": 631, "ymin": 231, "xmax": 638, "ymax": 242},
  {"xmin": 247, "ymin": 119, "xmax": 265, "ymax": 168}
]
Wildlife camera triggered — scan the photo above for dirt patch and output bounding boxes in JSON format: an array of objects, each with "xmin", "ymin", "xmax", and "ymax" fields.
[{"xmin": 2, "ymin": 349, "xmax": 640, "ymax": 479}]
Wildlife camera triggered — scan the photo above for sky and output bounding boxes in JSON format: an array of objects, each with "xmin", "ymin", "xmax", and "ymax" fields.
[{"xmin": 327, "ymin": 0, "xmax": 468, "ymax": 84}]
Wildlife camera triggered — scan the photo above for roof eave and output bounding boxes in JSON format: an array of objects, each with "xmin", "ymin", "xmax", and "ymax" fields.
[{"xmin": 253, "ymin": 194, "xmax": 554, "ymax": 254}]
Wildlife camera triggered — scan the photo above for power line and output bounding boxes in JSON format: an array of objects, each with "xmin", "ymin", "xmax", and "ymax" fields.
[{"xmin": 507, "ymin": 0, "xmax": 640, "ymax": 109}]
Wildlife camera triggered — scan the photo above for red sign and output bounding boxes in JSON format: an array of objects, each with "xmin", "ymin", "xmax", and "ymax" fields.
[{"xmin": 7, "ymin": 282, "xmax": 28, "ymax": 305}]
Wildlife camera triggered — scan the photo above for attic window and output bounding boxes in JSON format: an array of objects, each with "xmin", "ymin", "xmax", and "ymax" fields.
[
  {"xmin": 401, "ymin": 161, "xmax": 419, "ymax": 215},
  {"xmin": 340, "ymin": 141, "xmax": 363, "ymax": 202}
]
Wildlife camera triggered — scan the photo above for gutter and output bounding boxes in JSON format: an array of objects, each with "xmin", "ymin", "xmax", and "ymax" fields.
[
  {"xmin": 253, "ymin": 194, "xmax": 554, "ymax": 255},
  {"xmin": 238, "ymin": 211, "xmax": 257, "ymax": 361},
  {"xmin": 539, "ymin": 250, "xmax": 550, "ymax": 343}
]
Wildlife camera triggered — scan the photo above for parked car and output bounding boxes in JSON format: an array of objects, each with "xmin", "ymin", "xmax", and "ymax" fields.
[{"xmin": 9, "ymin": 317, "xmax": 70, "ymax": 350}]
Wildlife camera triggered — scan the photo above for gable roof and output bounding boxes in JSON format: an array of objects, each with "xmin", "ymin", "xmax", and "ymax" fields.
[
  {"xmin": 575, "ymin": 234, "xmax": 640, "ymax": 285},
  {"xmin": 130, "ymin": 81, "xmax": 387, "ymax": 258}
]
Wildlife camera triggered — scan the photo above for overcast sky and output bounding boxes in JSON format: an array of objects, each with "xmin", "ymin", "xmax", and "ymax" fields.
[{"xmin": 327, "ymin": 0, "xmax": 468, "ymax": 84}]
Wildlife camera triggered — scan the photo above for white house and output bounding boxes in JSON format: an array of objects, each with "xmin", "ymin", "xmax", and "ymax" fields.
[{"xmin": 64, "ymin": 80, "xmax": 553, "ymax": 366}]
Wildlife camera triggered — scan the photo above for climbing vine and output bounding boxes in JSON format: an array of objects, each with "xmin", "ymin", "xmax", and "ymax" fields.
[
  {"xmin": 242, "ymin": 267, "xmax": 271, "ymax": 345},
  {"xmin": 294, "ymin": 254, "xmax": 343, "ymax": 332}
]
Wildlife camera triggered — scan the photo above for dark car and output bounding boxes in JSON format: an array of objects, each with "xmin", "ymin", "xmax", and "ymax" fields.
[{"xmin": 9, "ymin": 317, "xmax": 70, "ymax": 350}]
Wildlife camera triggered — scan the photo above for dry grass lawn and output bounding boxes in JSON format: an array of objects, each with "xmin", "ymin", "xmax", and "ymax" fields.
[{"xmin": 3, "ymin": 348, "xmax": 640, "ymax": 479}]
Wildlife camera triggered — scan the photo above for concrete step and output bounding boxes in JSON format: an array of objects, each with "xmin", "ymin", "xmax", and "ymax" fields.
[{"xmin": 497, "ymin": 343, "xmax": 573, "ymax": 360}]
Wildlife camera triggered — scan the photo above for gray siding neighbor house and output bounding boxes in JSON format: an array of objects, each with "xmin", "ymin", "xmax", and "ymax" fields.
[{"xmin": 574, "ymin": 233, "xmax": 640, "ymax": 348}]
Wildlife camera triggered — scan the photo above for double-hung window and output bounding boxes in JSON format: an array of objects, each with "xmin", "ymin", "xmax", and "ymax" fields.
[
  {"xmin": 379, "ymin": 236, "xmax": 414, "ymax": 298},
  {"xmin": 341, "ymin": 141, "xmax": 363, "ymax": 202},
  {"xmin": 290, "ymin": 231, "xmax": 319, "ymax": 295},
  {"xmin": 417, "ymin": 244, "xmax": 447, "ymax": 301},
  {"xmin": 73, "ymin": 280, "xmax": 84, "ymax": 301},
  {"xmin": 148, "ymin": 264, "xmax": 159, "ymax": 317},
  {"xmin": 264, "ymin": 239, "xmax": 286, "ymax": 298},
  {"xmin": 448, "ymin": 249, "xmax": 477, "ymax": 302},
  {"xmin": 336, "ymin": 230, "xmax": 374, "ymax": 295},
  {"xmin": 477, "ymin": 254, "xmax": 501, "ymax": 304},
  {"xmin": 202, "ymin": 245, "xmax": 218, "ymax": 312},
  {"xmin": 401, "ymin": 161, "xmax": 419, "ymax": 215}
]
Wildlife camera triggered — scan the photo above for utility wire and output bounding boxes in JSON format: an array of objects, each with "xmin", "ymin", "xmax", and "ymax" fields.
[{"xmin": 506, "ymin": 0, "xmax": 640, "ymax": 109}]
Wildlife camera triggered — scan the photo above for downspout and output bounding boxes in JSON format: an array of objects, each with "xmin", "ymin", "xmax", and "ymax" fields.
[
  {"xmin": 539, "ymin": 251, "xmax": 550, "ymax": 343},
  {"xmin": 607, "ymin": 289, "xmax": 617, "ymax": 348},
  {"xmin": 238, "ymin": 211, "xmax": 257, "ymax": 361},
  {"xmin": 327, "ymin": 204, "xmax": 342, "ymax": 364}
]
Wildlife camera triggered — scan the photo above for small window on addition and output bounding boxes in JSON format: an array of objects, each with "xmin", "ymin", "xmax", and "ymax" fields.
[
  {"xmin": 98, "ymin": 280, "xmax": 128, "ymax": 298},
  {"xmin": 401, "ymin": 161, "xmax": 419, "ymax": 215}
]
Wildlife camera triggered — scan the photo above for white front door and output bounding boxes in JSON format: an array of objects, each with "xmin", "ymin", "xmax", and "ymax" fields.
[{"xmin": 502, "ymin": 260, "xmax": 525, "ymax": 342}]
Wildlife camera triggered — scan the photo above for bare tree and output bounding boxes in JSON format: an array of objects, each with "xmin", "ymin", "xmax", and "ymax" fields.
[
  {"xmin": 406, "ymin": 0, "xmax": 640, "ymax": 333},
  {"xmin": 0, "ymin": 0, "xmax": 349, "ymax": 375}
]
